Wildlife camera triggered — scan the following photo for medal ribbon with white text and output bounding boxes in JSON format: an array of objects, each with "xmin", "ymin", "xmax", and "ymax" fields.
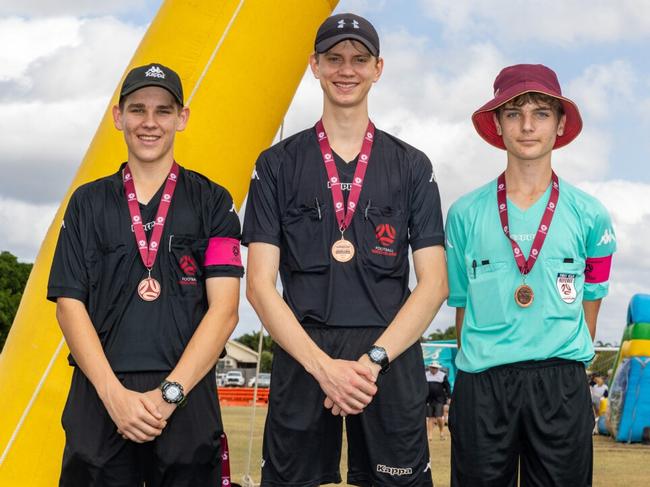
[
  {"xmin": 497, "ymin": 171, "xmax": 560, "ymax": 276},
  {"xmin": 315, "ymin": 119, "xmax": 375, "ymax": 232},
  {"xmin": 123, "ymin": 162, "xmax": 179, "ymax": 274}
]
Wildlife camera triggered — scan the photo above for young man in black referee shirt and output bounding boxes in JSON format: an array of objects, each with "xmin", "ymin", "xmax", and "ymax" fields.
[
  {"xmin": 48, "ymin": 63, "xmax": 243, "ymax": 486},
  {"xmin": 244, "ymin": 14, "xmax": 448, "ymax": 486}
]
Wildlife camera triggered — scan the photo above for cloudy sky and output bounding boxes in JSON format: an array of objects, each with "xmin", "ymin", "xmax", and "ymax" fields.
[{"xmin": 1, "ymin": 0, "xmax": 648, "ymax": 344}]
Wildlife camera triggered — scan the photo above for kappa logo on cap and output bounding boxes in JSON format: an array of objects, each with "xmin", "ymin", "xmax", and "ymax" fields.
[{"xmin": 145, "ymin": 65, "xmax": 166, "ymax": 79}]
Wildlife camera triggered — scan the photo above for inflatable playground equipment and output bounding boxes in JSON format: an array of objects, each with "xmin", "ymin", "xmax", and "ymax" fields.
[
  {"xmin": 0, "ymin": 1, "xmax": 338, "ymax": 484},
  {"xmin": 602, "ymin": 294, "xmax": 650, "ymax": 442}
]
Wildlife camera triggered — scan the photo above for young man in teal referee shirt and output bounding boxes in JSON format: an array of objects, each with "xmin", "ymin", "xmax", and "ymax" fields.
[{"xmin": 445, "ymin": 64, "xmax": 616, "ymax": 486}]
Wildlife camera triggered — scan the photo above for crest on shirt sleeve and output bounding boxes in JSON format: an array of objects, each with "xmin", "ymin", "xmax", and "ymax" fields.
[{"xmin": 556, "ymin": 273, "xmax": 577, "ymax": 304}]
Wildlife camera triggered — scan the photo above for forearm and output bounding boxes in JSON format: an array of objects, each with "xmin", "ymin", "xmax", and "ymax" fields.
[
  {"xmin": 455, "ymin": 307, "xmax": 465, "ymax": 349},
  {"xmin": 168, "ymin": 278, "xmax": 240, "ymax": 393},
  {"xmin": 583, "ymin": 299, "xmax": 602, "ymax": 341},
  {"xmin": 56, "ymin": 298, "xmax": 121, "ymax": 400}
]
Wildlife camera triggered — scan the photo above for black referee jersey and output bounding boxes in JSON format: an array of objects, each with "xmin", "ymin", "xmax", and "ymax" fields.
[
  {"xmin": 242, "ymin": 126, "xmax": 445, "ymax": 328},
  {"xmin": 48, "ymin": 163, "xmax": 244, "ymax": 373}
]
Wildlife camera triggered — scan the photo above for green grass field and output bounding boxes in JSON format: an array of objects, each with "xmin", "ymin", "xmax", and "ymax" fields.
[{"xmin": 222, "ymin": 405, "xmax": 649, "ymax": 487}]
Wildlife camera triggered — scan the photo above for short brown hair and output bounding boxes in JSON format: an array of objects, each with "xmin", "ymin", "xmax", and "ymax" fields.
[{"xmin": 496, "ymin": 92, "xmax": 564, "ymax": 119}]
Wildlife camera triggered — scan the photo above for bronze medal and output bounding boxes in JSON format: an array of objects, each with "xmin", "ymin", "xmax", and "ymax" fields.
[
  {"xmin": 514, "ymin": 284, "xmax": 534, "ymax": 307},
  {"xmin": 331, "ymin": 238, "xmax": 355, "ymax": 263},
  {"xmin": 138, "ymin": 277, "xmax": 161, "ymax": 301}
]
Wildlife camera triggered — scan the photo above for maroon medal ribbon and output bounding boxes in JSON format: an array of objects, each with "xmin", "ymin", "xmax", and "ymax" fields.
[
  {"xmin": 220, "ymin": 433, "xmax": 231, "ymax": 486},
  {"xmin": 497, "ymin": 171, "xmax": 559, "ymax": 306},
  {"xmin": 315, "ymin": 119, "xmax": 375, "ymax": 262},
  {"xmin": 123, "ymin": 162, "xmax": 179, "ymax": 300}
]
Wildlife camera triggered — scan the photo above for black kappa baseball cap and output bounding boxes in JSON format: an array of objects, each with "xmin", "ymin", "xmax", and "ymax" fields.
[
  {"xmin": 119, "ymin": 63, "xmax": 184, "ymax": 106},
  {"xmin": 315, "ymin": 13, "xmax": 380, "ymax": 57}
]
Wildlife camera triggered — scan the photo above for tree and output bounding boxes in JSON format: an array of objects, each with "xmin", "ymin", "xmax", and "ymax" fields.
[
  {"xmin": 234, "ymin": 330, "xmax": 274, "ymax": 372},
  {"xmin": 423, "ymin": 325, "xmax": 457, "ymax": 342},
  {"xmin": 0, "ymin": 251, "xmax": 33, "ymax": 352}
]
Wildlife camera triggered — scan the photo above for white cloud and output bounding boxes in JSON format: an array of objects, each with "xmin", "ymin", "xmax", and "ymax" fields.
[
  {"xmin": 567, "ymin": 60, "xmax": 637, "ymax": 121},
  {"xmin": 419, "ymin": 0, "xmax": 650, "ymax": 44},
  {"xmin": 576, "ymin": 180, "xmax": 650, "ymax": 343},
  {"xmin": 0, "ymin": 17, "xmax": 144, "ymax": 203},
  {"xmin": 0, "ymin": 1, "xmax": 149, "ymax": 17},
  {"xmin": 0, "ymin": 17, "xmax": 80, "ymax": 81},
  {"xmin": 0, "ymin": 197, "xmax": 57, "ymax": 261}
]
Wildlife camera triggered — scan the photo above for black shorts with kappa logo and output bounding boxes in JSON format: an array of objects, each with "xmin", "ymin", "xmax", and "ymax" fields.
[
  {"xmin": 59, "ymin": 368, "xmax": 223, "ymax": 487},
  {"xmin": 261, "ymin": 326, "xmax": 433, "ymax": 487},
  {"xmin": 449, "ymin": 358, "xmax": 593, "ymax": 487}
]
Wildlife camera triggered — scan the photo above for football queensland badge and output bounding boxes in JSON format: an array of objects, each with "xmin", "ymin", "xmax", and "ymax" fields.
[{"xmin": 556, "ymin": 273, "xmax": 577, "ymax": 303}]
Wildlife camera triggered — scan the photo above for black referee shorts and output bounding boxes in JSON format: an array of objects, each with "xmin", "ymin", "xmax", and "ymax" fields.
[
  {"xmin": 261, "ymin": 326, "xmax": 433, "ymax": 487},
  {"xmin": 449, "ymin": 358, "xmax": 593, "ymax": 487},
  {"xmin": 59, "ymin": 368, "xmax": 223, "ymax": 487}
]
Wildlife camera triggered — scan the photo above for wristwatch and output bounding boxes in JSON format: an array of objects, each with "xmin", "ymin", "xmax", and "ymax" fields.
[
  {"xmin": 160, "ymin": 380, "xmax": 187, "ymax": 407},
  {"xmin": 366, "ymin": 346, "xmax": 390, "ymax": 374}
]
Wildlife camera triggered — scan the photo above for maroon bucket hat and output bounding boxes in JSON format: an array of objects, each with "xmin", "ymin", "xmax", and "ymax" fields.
[{"xmin": 472, "ymin": 64, "xmax": 582, "ymax": 150}]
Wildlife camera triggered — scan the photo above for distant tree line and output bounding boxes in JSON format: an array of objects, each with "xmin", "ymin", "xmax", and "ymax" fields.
[
  {"xmin": 422, "ymin": 325, "xmax": 457, "ymax": 342},
  {"xmin": 0, "ymin": 251, "xmax": 33, "ymax": 352}
]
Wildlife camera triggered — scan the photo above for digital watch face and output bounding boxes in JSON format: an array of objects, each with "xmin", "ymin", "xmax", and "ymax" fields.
[
  {"xmin": 162, "ymin": 382, "xmax": 183, "ymax": 403},
  {"xmin": 370, "ymin": 349, "xmax": 383, "ymax": 361},
  {"xmin": 165, "ymin": 384, "xmax": 181, "ymax": 401}
]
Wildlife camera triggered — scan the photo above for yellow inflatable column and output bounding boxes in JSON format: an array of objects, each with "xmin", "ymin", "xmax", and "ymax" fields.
[{"xmin": 0, "ymin": 0, "xmax": 338, "ymax": 483}]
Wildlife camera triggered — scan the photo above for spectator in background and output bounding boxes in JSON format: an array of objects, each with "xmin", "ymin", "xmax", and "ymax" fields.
[
  {"xmin": 425, "ymin": 362, "xmax": 451, "ymax": 440},
  {"xmin": 591, "ymin": 374, "xmax": 608, "ymax": 417}
]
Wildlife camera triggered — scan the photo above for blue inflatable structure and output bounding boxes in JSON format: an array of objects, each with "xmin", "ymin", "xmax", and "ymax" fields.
[{"xmin": 607, "ymin": 294, "xmax": 650, "ymax": 442}]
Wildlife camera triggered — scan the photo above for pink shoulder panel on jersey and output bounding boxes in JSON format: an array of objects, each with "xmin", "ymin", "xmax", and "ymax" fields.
[
  {"xmin": 205, "ymin": 237, "xmax": 243, "ymax": 267},
  {"xmin": 585, "ymin": 255, "xmax": 612, "ymax": 284}
]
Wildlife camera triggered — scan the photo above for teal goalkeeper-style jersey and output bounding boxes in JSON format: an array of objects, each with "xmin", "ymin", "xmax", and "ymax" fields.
[{"xmin": 446, "ymin": 176, "xmax": 616, "ymax": 373}]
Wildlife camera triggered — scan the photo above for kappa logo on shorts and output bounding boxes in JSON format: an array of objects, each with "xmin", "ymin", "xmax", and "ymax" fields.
[
  {"xmin": 556, "ymin": 273, "xmax": 577, "ymax": 304},
  {"xmin": 372, "ymin": 223, "xmax": 398, "ymax": 257},
  {"xmin": 376, "ymin": 464, "xmax": 413, "ymax": 477}
]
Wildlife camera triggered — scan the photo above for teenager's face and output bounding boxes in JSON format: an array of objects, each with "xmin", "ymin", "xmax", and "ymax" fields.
[
  {"xmin": 309, "ymin": 40, "xmax": 383, "ymax": 110},
  {"xmin": 494, "ymin": 100, "xmax": 566, "ymax": 163},
  {"xmin": 112, "ymin": 87, "xmax": 189, "ymax": 166}
]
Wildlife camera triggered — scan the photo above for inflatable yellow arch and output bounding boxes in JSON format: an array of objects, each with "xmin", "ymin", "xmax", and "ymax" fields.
[{"xmin": 0, "ymin": 0, "xmax": 337, "ymax": 483}]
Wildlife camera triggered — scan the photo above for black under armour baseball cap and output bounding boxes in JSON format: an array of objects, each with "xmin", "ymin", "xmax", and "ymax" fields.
[
  {"xmin": 119, "ymin": 63, "xmax": 184, "ymax": 106},
  {"xmin": 315, "ymin": 13, "xmax": 380, "ymax": 57}
]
